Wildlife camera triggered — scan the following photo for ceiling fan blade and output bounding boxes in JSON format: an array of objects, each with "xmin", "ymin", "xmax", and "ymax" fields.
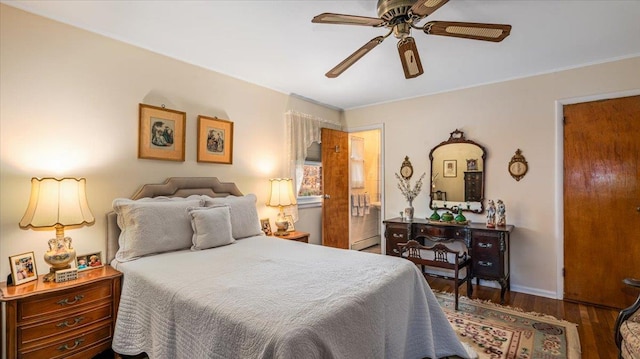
[
  {"xmin": 423, "ymin": 21, "xmax": 512, "ymax": 42},
  {"xmin": 312, "ymin": 13, "xmax": 385, "ymax": 27},
  {"xmin": 397, "ymin": 37, "xmax": 424, "ymax": 79},
  {"xmin": 409, "ymin": 0, "xmax": 449, "ymax": 18},
  {"xmin": 325, "ymin": 36, "xmax": 385, "ymax": 78}
]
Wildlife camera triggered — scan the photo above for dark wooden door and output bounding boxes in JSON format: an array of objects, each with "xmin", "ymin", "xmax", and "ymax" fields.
[
  {"xmin": 321, "ymin": 128, "xmax": 349, "ymax": 249},
  {"xmin": 563, "ymin": 95, "xmax": 640, "ymax": 309}
]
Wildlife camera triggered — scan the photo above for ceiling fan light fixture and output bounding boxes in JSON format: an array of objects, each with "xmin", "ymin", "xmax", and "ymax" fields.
[{"xmin": 397, "ymin": 37, "xmax": 423, "ymax": 79}]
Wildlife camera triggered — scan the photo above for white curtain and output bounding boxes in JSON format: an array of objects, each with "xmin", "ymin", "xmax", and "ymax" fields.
[{"xmin": 285, "ymin": 110, "xmax": 342, "ymax": 198}]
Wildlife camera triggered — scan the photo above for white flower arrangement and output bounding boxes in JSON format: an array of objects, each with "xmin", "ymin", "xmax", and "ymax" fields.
[{"xmin": 395, "ymin": 172, "xmax": 426, "ymax": 207}]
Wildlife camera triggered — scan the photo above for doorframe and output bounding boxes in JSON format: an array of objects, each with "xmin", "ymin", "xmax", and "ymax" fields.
[
  {"xmin": 554, "ymin": 89, "xmax": 640, "ymax": 299},
  {"xmin": 345, "ymin": 123, "xmax": 385, "ymax": 253}
]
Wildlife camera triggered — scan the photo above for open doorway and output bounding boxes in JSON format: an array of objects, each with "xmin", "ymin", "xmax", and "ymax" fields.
[{"xmin": 348, "ymin": 126, "xmax": 383, "ymax": 252}]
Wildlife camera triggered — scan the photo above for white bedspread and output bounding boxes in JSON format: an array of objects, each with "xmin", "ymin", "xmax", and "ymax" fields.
[{"xmin": 112, "ymin": 236, "xmax": 473, "ymax": 359}]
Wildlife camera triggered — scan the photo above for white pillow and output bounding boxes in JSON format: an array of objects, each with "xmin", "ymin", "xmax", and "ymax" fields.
[
  {"xmin": 188, "ymin": 206, "xmax": 235, "ymax": 250},
  {"xmin": 205, "ymin": 194, "xmax": 262, "ymax": 239},
  {"xmin": 113, "ymin": 197, "xmax": 204, "ymax": 261}
]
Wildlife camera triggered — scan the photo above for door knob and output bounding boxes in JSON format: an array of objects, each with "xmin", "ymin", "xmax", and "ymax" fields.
[{"xmin": 323, "ymin": 194, "xmax": 331, "ymax": 199}]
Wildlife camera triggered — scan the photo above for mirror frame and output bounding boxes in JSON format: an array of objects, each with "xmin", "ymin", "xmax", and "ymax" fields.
[{"xmin": 429, "ymin": 129, "xmax": 486, "ymax": 214}]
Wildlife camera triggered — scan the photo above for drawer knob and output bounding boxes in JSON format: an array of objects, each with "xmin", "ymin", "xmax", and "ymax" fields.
[
  {"xmin": 478, "ymin": 242, "xmax": 493, "ymax": 248},
  {"xmin": 58, "ymin": 338, "xmax": 84, "ymax": 351},
  {"xmin": 56, "ymin": 316, "xmax": 84, "ymax": 328},
  {"xmin": 478, "ymin": 260, "xmax": 493, "ymax": 267},
  {"xmin": 392, "ymin": 233, "xmax": 404, "ymax": 238},
  {"xmin": 57, "ymin": 294, "xmax": 84, "ymax": 306}
]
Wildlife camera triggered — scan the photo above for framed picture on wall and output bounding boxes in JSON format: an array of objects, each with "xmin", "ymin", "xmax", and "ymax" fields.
[
  {"xmin": 466, "ymin": 158, "xmax": 478, "ymax": 171},
  {"xmin": 9, "ymin": 251, "xmax": 38, "ymax": 285},
  {"xmin": 443, "ymin": 160, "xmax": 457, "ymax": 178},
  {"xmin": 197, "ymin": 115, "xmax": 234, "ymax": 164},
  {"xmin": 138, "ymin": 103, "xmax": 186, "ymax": 161}
]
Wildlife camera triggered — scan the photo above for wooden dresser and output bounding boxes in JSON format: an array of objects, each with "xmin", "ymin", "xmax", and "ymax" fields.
[
  {"xmin": 1, "ymin": 265, "xmax": 122, "ymax": 359},
  {"xmin": 383, "ymin": 217, "xmax": 514, "ymax": 302}
]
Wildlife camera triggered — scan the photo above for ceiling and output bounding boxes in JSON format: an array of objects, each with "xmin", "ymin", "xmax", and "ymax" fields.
[{"xmin": 4, "ymin": 0, "xmax": 640, "ymax": 110}]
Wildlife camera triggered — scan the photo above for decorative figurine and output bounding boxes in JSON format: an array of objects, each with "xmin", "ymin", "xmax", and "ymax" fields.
[
  {"xmin": 497, "ymin": 199, "xmax": 506, "ymax": 227},
  {"xmin": 486, "ymin": 199, "xmax": 496, "ymax": 228}
]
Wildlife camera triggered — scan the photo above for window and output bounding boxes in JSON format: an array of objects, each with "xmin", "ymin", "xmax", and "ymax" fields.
[
  {"xmin": 297, "ymin": 142, "xmax": 322, "ymax": 207},
  {"xmin": 299, "ymin": 162, "xmax": 322, "ymax": 197}
]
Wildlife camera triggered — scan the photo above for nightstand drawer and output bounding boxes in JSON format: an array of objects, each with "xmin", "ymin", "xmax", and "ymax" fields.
[
  {"xmin": 19, "ymin": 303, "xmax": 112, "ymax": 346},
  {"xmin": 18, "ymin": 281, "xmax": 112, "ymax": 322},
  {"xmin": 19, "ymin": 322, "xmax": 112, "ymax": 359}
]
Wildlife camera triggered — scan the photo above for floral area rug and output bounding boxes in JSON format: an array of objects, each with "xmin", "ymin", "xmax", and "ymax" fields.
[{"xmin": 435, "ymin": 292, "xmax": 581, "ymax": 359}]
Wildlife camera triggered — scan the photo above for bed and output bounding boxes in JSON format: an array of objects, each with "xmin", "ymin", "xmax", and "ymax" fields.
[{"xmin": 107, "ymin": 177, "xmax": 475, "ymax": 359}]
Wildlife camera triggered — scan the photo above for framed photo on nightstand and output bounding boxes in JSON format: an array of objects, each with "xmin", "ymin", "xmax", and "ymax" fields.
[
  {"xmin": 284, "ymin": 215, "xmax": 295, "ymax": 232},
  {"xmin": 76, "ymin": 251, "xmax": 104, "ymax": 271},
  {"xmin": 260, "ymin": 218, "xmax": 272, "ymax": 236},
  {"xmin": 9, "ymin": 251, "xmax": 38, "ymax": 285}
]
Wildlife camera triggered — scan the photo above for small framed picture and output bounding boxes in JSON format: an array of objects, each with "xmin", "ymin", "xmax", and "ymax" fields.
[
  {"xmin": 284, "ymin": 214, "xmax": 295, "ymax": 232},
  {"xmin": 197, "ymin": 115, "xmax": 234, "ymax": 164},
  {"xmin": 9, "ymin": 251, "xmax": 38, "ymax": 285},
  {"xmin": 443, "ymin": 160, "xmax": 457, "ymax": 178},
  {"xmin": 466, "ymin": 158, "xmax": 478, "ymax": 171},
  {"xmin": 260, "ymin": 218, "xmax": 272, "ymax": 236},
  {"xmin": 138, "ymin": 103, "xmax": 186, "ymax": 161},
  {"xmin": 76, "ymin": 251, "xmax": 104, "ymax": 271}
]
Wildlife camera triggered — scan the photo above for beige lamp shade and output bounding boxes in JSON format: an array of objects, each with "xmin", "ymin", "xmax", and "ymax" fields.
[
  {"xmin": 266, "ymin": 178, "xmax": 297, "ymax": 208},
  {"xmin": 19, "ymin": 177, "xmax": 95, "ymax": 229}
]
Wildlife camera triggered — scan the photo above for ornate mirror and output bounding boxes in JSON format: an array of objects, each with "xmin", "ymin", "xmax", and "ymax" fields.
[{"xmin": 429, "ymin": 129, "xmax": 486, "ymax": 213}]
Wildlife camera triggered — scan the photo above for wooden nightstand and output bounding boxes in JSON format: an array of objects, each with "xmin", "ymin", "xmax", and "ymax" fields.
[
  {"xmin": 0, "ymin": 265, "xmax": 122, "ymax": 359},
  {"xmin": 275, "ymin": 231, "xmax": 310, "ymax": 243}
]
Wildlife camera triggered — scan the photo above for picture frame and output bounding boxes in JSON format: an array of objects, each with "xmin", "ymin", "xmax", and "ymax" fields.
[
  {"xmin": 138, "ymin": 103, "xmax": 186, "ymax": 161},
  {"xmin": 76, "ymin": 251, "xmax": 104, "ymax": 271},
  {"xmin": 9, "ymin": 251, "xmax": 38, "ymax": 285},
  {"xmin": 466, "ymin": 158, "xmax": 478, "ymax": 171},
  {"xmin": 443, "ymin": 160, "xmax": 457, "ymax": 178},
  {"xmin": 197, "ymin": 115, "xmax": 234, "ymax": 164},
  {"xmin": 284, "ymin": 214, "xmax": 295, "ymax": 232},
  {"xmin": 260, "ymin": 218, "xmax": 272, "ymax": 236}
]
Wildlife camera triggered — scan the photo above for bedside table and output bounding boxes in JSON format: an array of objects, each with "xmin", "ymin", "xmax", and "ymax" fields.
[
  {"xmin": 276, "ymin": 231, "xmax": 310, "ymax": 243},
  {"xmin": 0, "ymin": 265, "xmax": 122, "ymax": 359}
]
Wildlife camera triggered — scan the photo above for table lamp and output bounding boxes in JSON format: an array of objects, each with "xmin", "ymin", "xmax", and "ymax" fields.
[
  {"xmin": 266, "ymin": 178, "xmax": 297, "ymax": 236},
  {"xmin": 19, "ymin": 177, "xmax": 95, "ymax": 282}
]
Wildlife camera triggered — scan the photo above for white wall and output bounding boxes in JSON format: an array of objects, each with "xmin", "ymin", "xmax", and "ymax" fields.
[
  {"xmin": 0, "ymin": 5, "xmax": 341, "ymax": 279},
  {"xmin": 344, "ymin": 57, "xmax": 640, "ymax": 297}
]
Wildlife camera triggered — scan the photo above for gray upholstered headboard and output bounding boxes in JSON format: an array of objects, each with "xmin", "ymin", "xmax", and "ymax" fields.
[{"xmin": 106, "ymin": 177, "xmax": 243, "ymax": 263}]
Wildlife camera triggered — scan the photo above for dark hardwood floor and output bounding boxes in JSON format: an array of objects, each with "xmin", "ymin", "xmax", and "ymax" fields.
[{"xmin": 427, "ymin": 276, "xmax": 620, "ymax": 359}]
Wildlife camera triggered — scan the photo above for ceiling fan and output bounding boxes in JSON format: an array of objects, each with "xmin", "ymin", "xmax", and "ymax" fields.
[{"xmin": 312, "ymin": 0, "xmax": 512, "ymax": 79}]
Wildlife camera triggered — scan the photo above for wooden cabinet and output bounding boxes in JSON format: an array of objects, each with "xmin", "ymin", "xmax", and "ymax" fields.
[
  {"xmin": 464, "ymin": 171, "xmax": 483, "ymax": 202},
  {"xmin": 383, "ymin": 218, "xmax": 513, "ymax": 302},
  {"xmin": 1, "ymin": 266, "xmax": 122, "ymax": 359}
]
